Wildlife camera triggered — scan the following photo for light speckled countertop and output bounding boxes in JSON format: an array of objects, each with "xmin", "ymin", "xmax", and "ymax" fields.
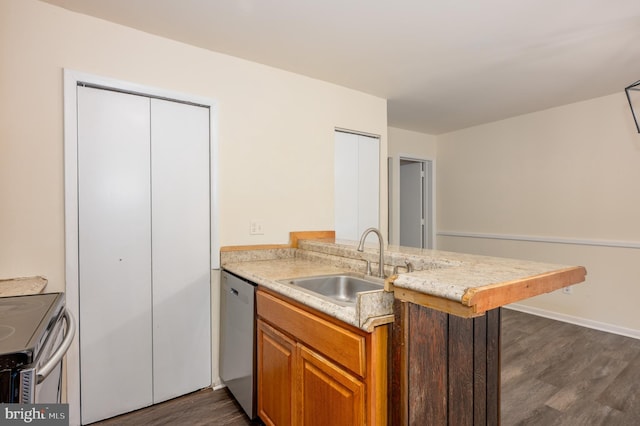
[
  {"xmin": 0, "ymin": 276, "xmax": 47, "ymax": 297},
  {"xmin": 222, "ymin": 257, "xmax": 394, "ymax": 331},
  {"xmin": 222, "ymin": 238, "xmax": 586, "ymax": 328}
]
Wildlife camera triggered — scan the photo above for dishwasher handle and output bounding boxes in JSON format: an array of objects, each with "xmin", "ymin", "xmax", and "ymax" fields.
[{"xmin": 37, "ymin": 310, "xmax": 76, "ymax": 384}]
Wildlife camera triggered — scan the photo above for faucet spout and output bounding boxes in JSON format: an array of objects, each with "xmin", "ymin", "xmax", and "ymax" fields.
[{"xmin": 357, "ymin": 227, "xmax": 385, "ymax": 278}]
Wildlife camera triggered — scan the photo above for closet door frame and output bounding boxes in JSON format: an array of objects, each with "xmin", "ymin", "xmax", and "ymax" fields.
[{"xmin": 63, "ymin": 69, "xmax": 219, "ymax": 426}]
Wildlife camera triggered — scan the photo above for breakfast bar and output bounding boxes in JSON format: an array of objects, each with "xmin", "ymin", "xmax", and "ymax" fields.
[
  {"xmin": 386, "ymin": 264, "xmax": 585, "ymax": 425},
  {"xmin": 221, "ymin": 232, "xmax": 587, "ymax": 425}
]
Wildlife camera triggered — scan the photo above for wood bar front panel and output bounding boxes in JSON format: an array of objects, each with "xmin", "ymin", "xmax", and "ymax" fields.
[
  {"xmin": 391, "ymin": 301, "xmax": 501, "ymax": 425},
  {"xmin": 448, "ymin": 314, "xmax": 474, "ymax": 426},
  {"xmin": 486, "ymin": 308, "xmax": 501, "ymax": 426},
  {"xmin": 409, "ymin": 303, "xmax": 448, "ymax": 425}
]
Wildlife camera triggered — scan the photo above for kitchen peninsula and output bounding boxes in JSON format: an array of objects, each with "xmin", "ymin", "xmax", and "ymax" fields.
[{"xmin": 221, "ymin": 231, "xmax": 587, "ymax": 425}]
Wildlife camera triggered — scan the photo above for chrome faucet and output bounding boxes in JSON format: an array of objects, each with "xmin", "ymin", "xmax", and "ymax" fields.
[{"xmin": 357, "ymin": 227, "xmax": 385, "ymax": 278}]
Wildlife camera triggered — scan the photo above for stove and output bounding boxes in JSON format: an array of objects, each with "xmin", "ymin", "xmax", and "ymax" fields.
[{"xmin": 0, "ymin": 293, "xmax": 74, "ymax": 403}]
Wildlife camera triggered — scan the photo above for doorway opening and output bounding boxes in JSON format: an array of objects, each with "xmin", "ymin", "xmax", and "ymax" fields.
[{"xmin": 399, "ymin": 157, "xmax": 434, "ymax": 249}]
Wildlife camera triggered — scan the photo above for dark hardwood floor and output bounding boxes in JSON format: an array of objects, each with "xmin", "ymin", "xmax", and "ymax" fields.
[
  {"xmin": 501, "ymin": 308, "xmax": 640, "ymax": 425},
  {"xmin": 92, "ymin": 308, "xmax": 640, "ymax": 425},
  {"xmin": 91, "ymin": 387, "xmax": 260, "ymax": 426}
]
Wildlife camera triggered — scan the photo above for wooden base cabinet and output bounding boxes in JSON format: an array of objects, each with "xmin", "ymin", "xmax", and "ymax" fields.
[
  {"xmin": 298, "ymin": 345, "xmax": 365, "ymax": 425},
  {"xmin": 257, "ymin": 320, "xmax": 296, "ymax": 426},
  {"xmin": 257, "ymin": 289, "xmax": 388, "ymax": 426}
]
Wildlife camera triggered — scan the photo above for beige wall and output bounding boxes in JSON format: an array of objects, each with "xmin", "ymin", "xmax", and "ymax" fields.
[
  {"xmin": 387, "ymin": 127, "xmax": 437, "ymax": 245},
  {"xmin": 0, "ymin": 0, "xmax": 388, "ymax": 293},
  {"xmin": 437, "ymin": 93, "xmax": 640, "ymax": 334}
]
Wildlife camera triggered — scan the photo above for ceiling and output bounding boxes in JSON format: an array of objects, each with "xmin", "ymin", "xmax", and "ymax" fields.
[{"xmin": 40, "ymin": 0, "xmax": 640, "ymax": 134}]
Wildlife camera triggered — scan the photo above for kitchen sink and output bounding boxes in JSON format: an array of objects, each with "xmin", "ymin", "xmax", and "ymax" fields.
[{"xmin": 279, "ymin": 273, "xmax": 384, "ymax": 305}]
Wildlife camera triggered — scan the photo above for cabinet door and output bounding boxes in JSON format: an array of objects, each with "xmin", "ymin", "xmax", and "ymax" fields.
[
  {"xmin": 298, "ymin": 345, "xmax": 365, "ymax": 426},
  {"xmin": 150, "ymin": 98, "xmax": 211, "ymax": 403},
  {"xmin": 77, "ymin": 86, "xmax": 153, "ymax": 424},
  {"xmin": 257, "ymin": 320, "xmax": 296, "ymax": 426}
]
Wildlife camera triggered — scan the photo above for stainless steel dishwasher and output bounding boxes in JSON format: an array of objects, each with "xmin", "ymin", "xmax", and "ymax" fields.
[{"xmin": 220, "ymin": 270, "xmax": 257, "ymax": 419}]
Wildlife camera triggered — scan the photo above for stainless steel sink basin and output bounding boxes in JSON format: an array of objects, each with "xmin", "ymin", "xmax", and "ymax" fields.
[{"xmin": 279, "ymin": 274, "xmax": 384, "ymax": 305}]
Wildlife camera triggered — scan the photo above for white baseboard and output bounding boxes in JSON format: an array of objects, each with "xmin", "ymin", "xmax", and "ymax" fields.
[
  {"xmin": 211, "ymin": 375, "xmax": 226, "ymax": 390},
  {"xmin": 505, "ymin": 304, "xmax": 640, "ymax": 340}
]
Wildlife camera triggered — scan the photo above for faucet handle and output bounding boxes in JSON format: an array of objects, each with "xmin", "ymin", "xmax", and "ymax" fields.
[
  {"xmin": 392, "ymin": 261, "xmax": 415, "ymax": 275},
  {"xmin": 364, "ymin": 260, "xmax": 372, "ymax": 276},
  {"xmin": 405, "ymin": 260, "xmax": 415, "ymax": 272}
]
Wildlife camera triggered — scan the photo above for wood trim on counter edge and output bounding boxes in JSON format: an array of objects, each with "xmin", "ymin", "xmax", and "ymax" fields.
[
  {"xmin": 461, "ymin": 266, "xmax": 587, "ymax": 314},
  {"xmin": 389, "ymin": 285, "xmax": 483, "ymax": 319},
  {"xmin": 220, "ymin": 230, "xmax": 335, "ymax": 252},
  {"xmin": 289, "ymin": 230, "xmax": 335, "ymax": 248},
  {"xmin": 386, "ymin": 265, "xmax": 587, "ymax": 317}
]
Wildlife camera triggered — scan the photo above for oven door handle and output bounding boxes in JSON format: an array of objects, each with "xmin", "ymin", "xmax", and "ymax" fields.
[{"xmin": 37, "ymin": 310, "xmax": 76, "ymax": 384}]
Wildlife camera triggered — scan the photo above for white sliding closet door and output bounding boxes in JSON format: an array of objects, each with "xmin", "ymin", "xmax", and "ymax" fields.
[
  {"xmin": 78, "ymin": 87, "xmax": 154, "ymax": 424},
  {"xmin": 334, "ymin": 131, "xmax": 360, "ymax": 240},
  {"xmin": 151, "ymin": 99, "xmax": 211, "ymax": 402},
  {"xmin": 334, "ymin": 131, "xmax": 380, "ymax": 241},
  {"xmin": 357, "ymin": 134, "xmax": 380, "ymax": 235},
  {"xmin": 77, "ymin": 86, "xmax": 211, "ymax": 424}
]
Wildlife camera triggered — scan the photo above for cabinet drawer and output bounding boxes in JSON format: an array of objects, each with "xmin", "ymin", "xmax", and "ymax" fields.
[{"xmin": 257, "ymin": 290, "xmax": 366, "ymax": 377}]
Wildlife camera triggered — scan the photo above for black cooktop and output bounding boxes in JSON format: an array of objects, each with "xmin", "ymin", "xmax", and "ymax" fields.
[{"xmin": 0, "ymin": 293, "xmax": 64, "ymax": 369}]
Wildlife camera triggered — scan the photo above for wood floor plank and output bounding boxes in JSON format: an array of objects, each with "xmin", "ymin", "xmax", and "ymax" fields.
[
  {"xmin": 501, "ymin": 376, "xmax": 560, "ymax": 425},
  {"xmin": 544, "ymin": 353, "xmax": 628, "ymax": 412},
  {"xmin": 548, "ymin": 397, "xmax": 621, "ymax": 426},
  {"xmin": 597, "ymin": 351, "xmax": 640, "ymax": 413},
  {"xmin": 536, "ymin": 335, "xmax": 619, "ymax": 388},
  {"xmin": 501, "ymin": 308, "xmax": 640, "ymax": 425},
  {"xmin": 91, "ymin": 388, "xmax": 260, "ymax": 426}
]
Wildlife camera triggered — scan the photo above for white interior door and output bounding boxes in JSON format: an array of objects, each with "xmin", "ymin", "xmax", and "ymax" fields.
[
  {"xmin": 150, "ymin": 98, "xmax": 211, "ymax": 403},
  {"xmin": 77, "ymin": 87, "xmax": 154, "ymax": 424},
  {"xmin": 398, "ymin": 157, "xmax": 434, "ymax": 249},
  {"xmin": 400, "ymin": 160, "xmax": 424, "ymax": 248}
]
